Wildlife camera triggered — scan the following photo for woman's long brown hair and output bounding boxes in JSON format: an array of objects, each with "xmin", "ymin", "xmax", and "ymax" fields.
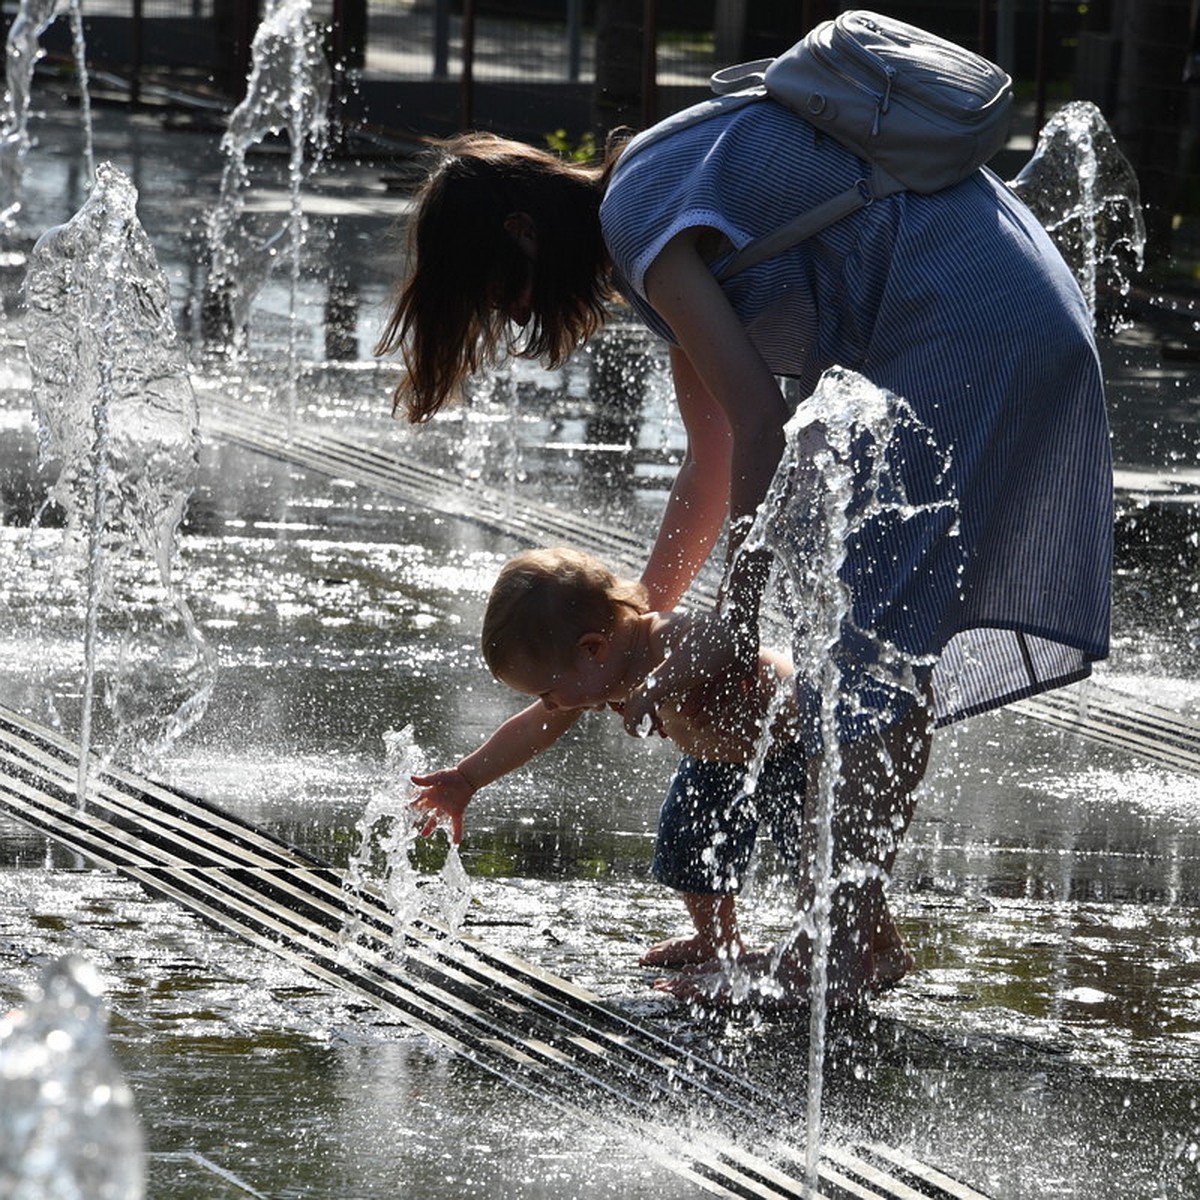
[{"xmin": 375, "ymin": 134, "xmax": 616, "ymax": 424}]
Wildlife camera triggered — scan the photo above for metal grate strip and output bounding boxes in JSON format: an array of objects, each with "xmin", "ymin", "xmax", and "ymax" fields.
[{"xmin": 0, "ymin": 702, "xmax": 986, "ymax": 1200}]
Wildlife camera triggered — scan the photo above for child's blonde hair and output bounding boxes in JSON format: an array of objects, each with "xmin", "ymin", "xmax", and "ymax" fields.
[{"xmin": 482, "ymin": 547, "xmax": 648, "ymax": 675}]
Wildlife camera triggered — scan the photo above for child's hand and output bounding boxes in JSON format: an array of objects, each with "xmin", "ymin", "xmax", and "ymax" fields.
[
  {"xmin": 409, "ymin": 767, "xmax": 476, "ymax": 844},
  {"xmin": 621, "ymin": 686, "xmax": 665, "ymax": 739}
]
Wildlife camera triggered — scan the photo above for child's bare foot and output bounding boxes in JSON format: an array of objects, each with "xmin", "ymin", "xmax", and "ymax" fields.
[
  {"xmin": 643, "ymin": 894, "xmax": 745, "ymax": 968},
  {"xmin": 639, "ymin": 933, "xmax": 721, "ymax": 968},
  {"xmin": 653, "ymin": 936, "xmax": 877, "ymax": 1012},
  {"xmin": 652, "ymin": 947, "xmax": 813, "ymax": 1010}
]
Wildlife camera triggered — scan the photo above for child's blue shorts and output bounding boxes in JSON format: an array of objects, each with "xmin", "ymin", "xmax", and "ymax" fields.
[{"xmin": 651, "ymin": 742, "xmax": 808, "ymax": 895}]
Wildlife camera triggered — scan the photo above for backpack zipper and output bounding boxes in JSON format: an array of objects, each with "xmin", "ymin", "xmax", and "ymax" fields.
[
  {"xmin": 810, "ymin": 31, "xmax": 894, "ymax": 136},
  {"xmin": 823, "ymin": 16, "xmax": 1003, "ymax": 124}
]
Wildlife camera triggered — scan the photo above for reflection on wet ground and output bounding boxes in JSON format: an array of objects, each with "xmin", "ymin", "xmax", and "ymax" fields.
[{"xmin": 0, "ymin": 91, "xmax": 1198, "ymax": 1198}]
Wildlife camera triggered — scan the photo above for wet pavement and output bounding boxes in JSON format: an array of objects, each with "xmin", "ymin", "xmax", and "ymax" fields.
[{"xmin": 0, "ymin": 87, "xmax": 1198, "ymax": 1199}]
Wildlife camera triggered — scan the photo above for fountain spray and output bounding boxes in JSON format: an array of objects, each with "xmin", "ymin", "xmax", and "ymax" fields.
[
  {"xmin": 204, "ymin": 0, "xmax": 330, "ymax": 394},
  {"xmin": 0, "ymin": 0, "xmax": 93, "ymax": 234},
  {"xmin": 743, "ymin": 366, "xmax": 954, "ymax": 1188},
  {"xmin": 1011, "ymin": 101, "xmax": 1146, "ymax": 327},
  {"xmin": 341, "ymin": 727, "xmax": 472, "ymax": 960},
  {"xmin": 24, "ymin": 163, "xmax": 213, "ymax": 804}
]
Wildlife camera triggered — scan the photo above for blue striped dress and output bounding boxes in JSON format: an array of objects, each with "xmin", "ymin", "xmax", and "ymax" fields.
[{"xmin": 599, "ymin": 96, "xmax": 1112, "ymax": 733}]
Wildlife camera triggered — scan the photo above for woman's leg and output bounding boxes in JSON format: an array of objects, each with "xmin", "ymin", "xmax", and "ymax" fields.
[
  {"xmin": 725, "ymin": 740, "xmax": 913, "ymax": 987},
  {"xmin": 789, "ymin": 690, "xmax": 933, "ymax": 1004}
]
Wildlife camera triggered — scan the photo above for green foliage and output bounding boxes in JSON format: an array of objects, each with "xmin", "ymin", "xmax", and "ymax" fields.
[{"xmin": 545, "ymin": 128, "xmax": 598, "ymax": 164}]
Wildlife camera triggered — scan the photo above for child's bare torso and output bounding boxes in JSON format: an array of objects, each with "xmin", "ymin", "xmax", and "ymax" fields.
[{"xmin": 643, "ymin": 612, "xmax": 799, "ymax": 764}]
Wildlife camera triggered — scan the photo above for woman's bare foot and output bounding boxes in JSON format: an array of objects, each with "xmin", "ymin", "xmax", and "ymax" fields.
[
  {"xmin": 871, "ymin": 940, "xmax": 914, "ymax": 992},
  {"xmin": 870, "ymin": 908, "xmax": 914, "ymax": 992}
]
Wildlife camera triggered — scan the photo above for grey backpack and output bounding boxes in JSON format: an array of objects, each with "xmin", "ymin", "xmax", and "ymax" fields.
[{"xmin": 623, "ymin": 11, "xmax": 1013, "ymax": 281}]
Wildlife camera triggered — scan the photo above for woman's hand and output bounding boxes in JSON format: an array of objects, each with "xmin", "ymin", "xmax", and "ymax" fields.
[{"xmin": 409, "ymin": 767, "xmax": 476, "ymax": 844}]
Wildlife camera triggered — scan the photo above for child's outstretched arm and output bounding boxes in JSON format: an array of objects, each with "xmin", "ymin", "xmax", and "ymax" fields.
[{"xmin": 410, "ymin": 702, "xmax": 580, "ymax": 843}]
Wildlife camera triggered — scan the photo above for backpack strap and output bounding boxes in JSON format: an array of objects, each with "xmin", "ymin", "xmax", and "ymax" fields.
[
  {"xmin": 707, "ymin": 48, "xmax": 908, "ymax": 282},
  {"xmin": 710, "ymin": 58, "xmax": 773, "ymax": 94},
  {"xmin": 613, "ymin": 86, "xmax": 763, "ymax": 169},
  {"xmin": 713, "ymin": 167, "xmax": 904, "ymax": 282}
]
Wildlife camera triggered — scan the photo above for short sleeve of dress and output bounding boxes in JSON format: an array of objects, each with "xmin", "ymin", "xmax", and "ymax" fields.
[
  {"xmin": 601, "ymin": 100, "xmax": 861, "ymax": 293},
  {"xmin": 599, "ymin": 98, "xmax": 867, "ymax": 347}
]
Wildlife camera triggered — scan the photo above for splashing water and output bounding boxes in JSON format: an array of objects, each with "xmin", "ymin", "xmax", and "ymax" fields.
[
  {"xmin": 23, "ymin": 162, "xmax": 214, "ymax": 799},
  {"xmin": 0, "ymin": 0, "xmax": 93, "ymax": 235},
  {"xmin": 204, "ymin": 0, "xmax": 330, "ymax": 363},
  {"xmin": 1011, "ymin": 101, "xmax": 1146, "ymax": 326},
  {"xmin": 341, "ymin": 727, "xmax": 472, "ymax": 959},
  {"xmin": 0, "ymin": 956, "xmax": 144, "ymax": 1200},
  {"xmin": 741, "ymin": 366, "xmax": 955, "ymax": 1188}
]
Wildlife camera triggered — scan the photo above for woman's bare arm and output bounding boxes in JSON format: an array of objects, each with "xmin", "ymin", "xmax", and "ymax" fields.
[
  {"xmin": 622, "ymin": 230, "xmax": 791, "ymax": 733},
  {"xmin": 644, "ymin": 230, "xmax": 788, "ymax": 559},
  {"xmin": 638, "ymin": 347, "xmax": 732, "ymax": 611}
]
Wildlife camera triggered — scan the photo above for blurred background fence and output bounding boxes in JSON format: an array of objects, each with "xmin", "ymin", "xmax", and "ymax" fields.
[{"xmin": 15, "ymin": 0, "xmax": 1200, "ymax": 266}]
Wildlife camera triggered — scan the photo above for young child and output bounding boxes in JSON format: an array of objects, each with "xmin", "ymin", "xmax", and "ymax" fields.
[{"xmin": 410, "ymin": 546, "xmax": 911, "ymax": 996}]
